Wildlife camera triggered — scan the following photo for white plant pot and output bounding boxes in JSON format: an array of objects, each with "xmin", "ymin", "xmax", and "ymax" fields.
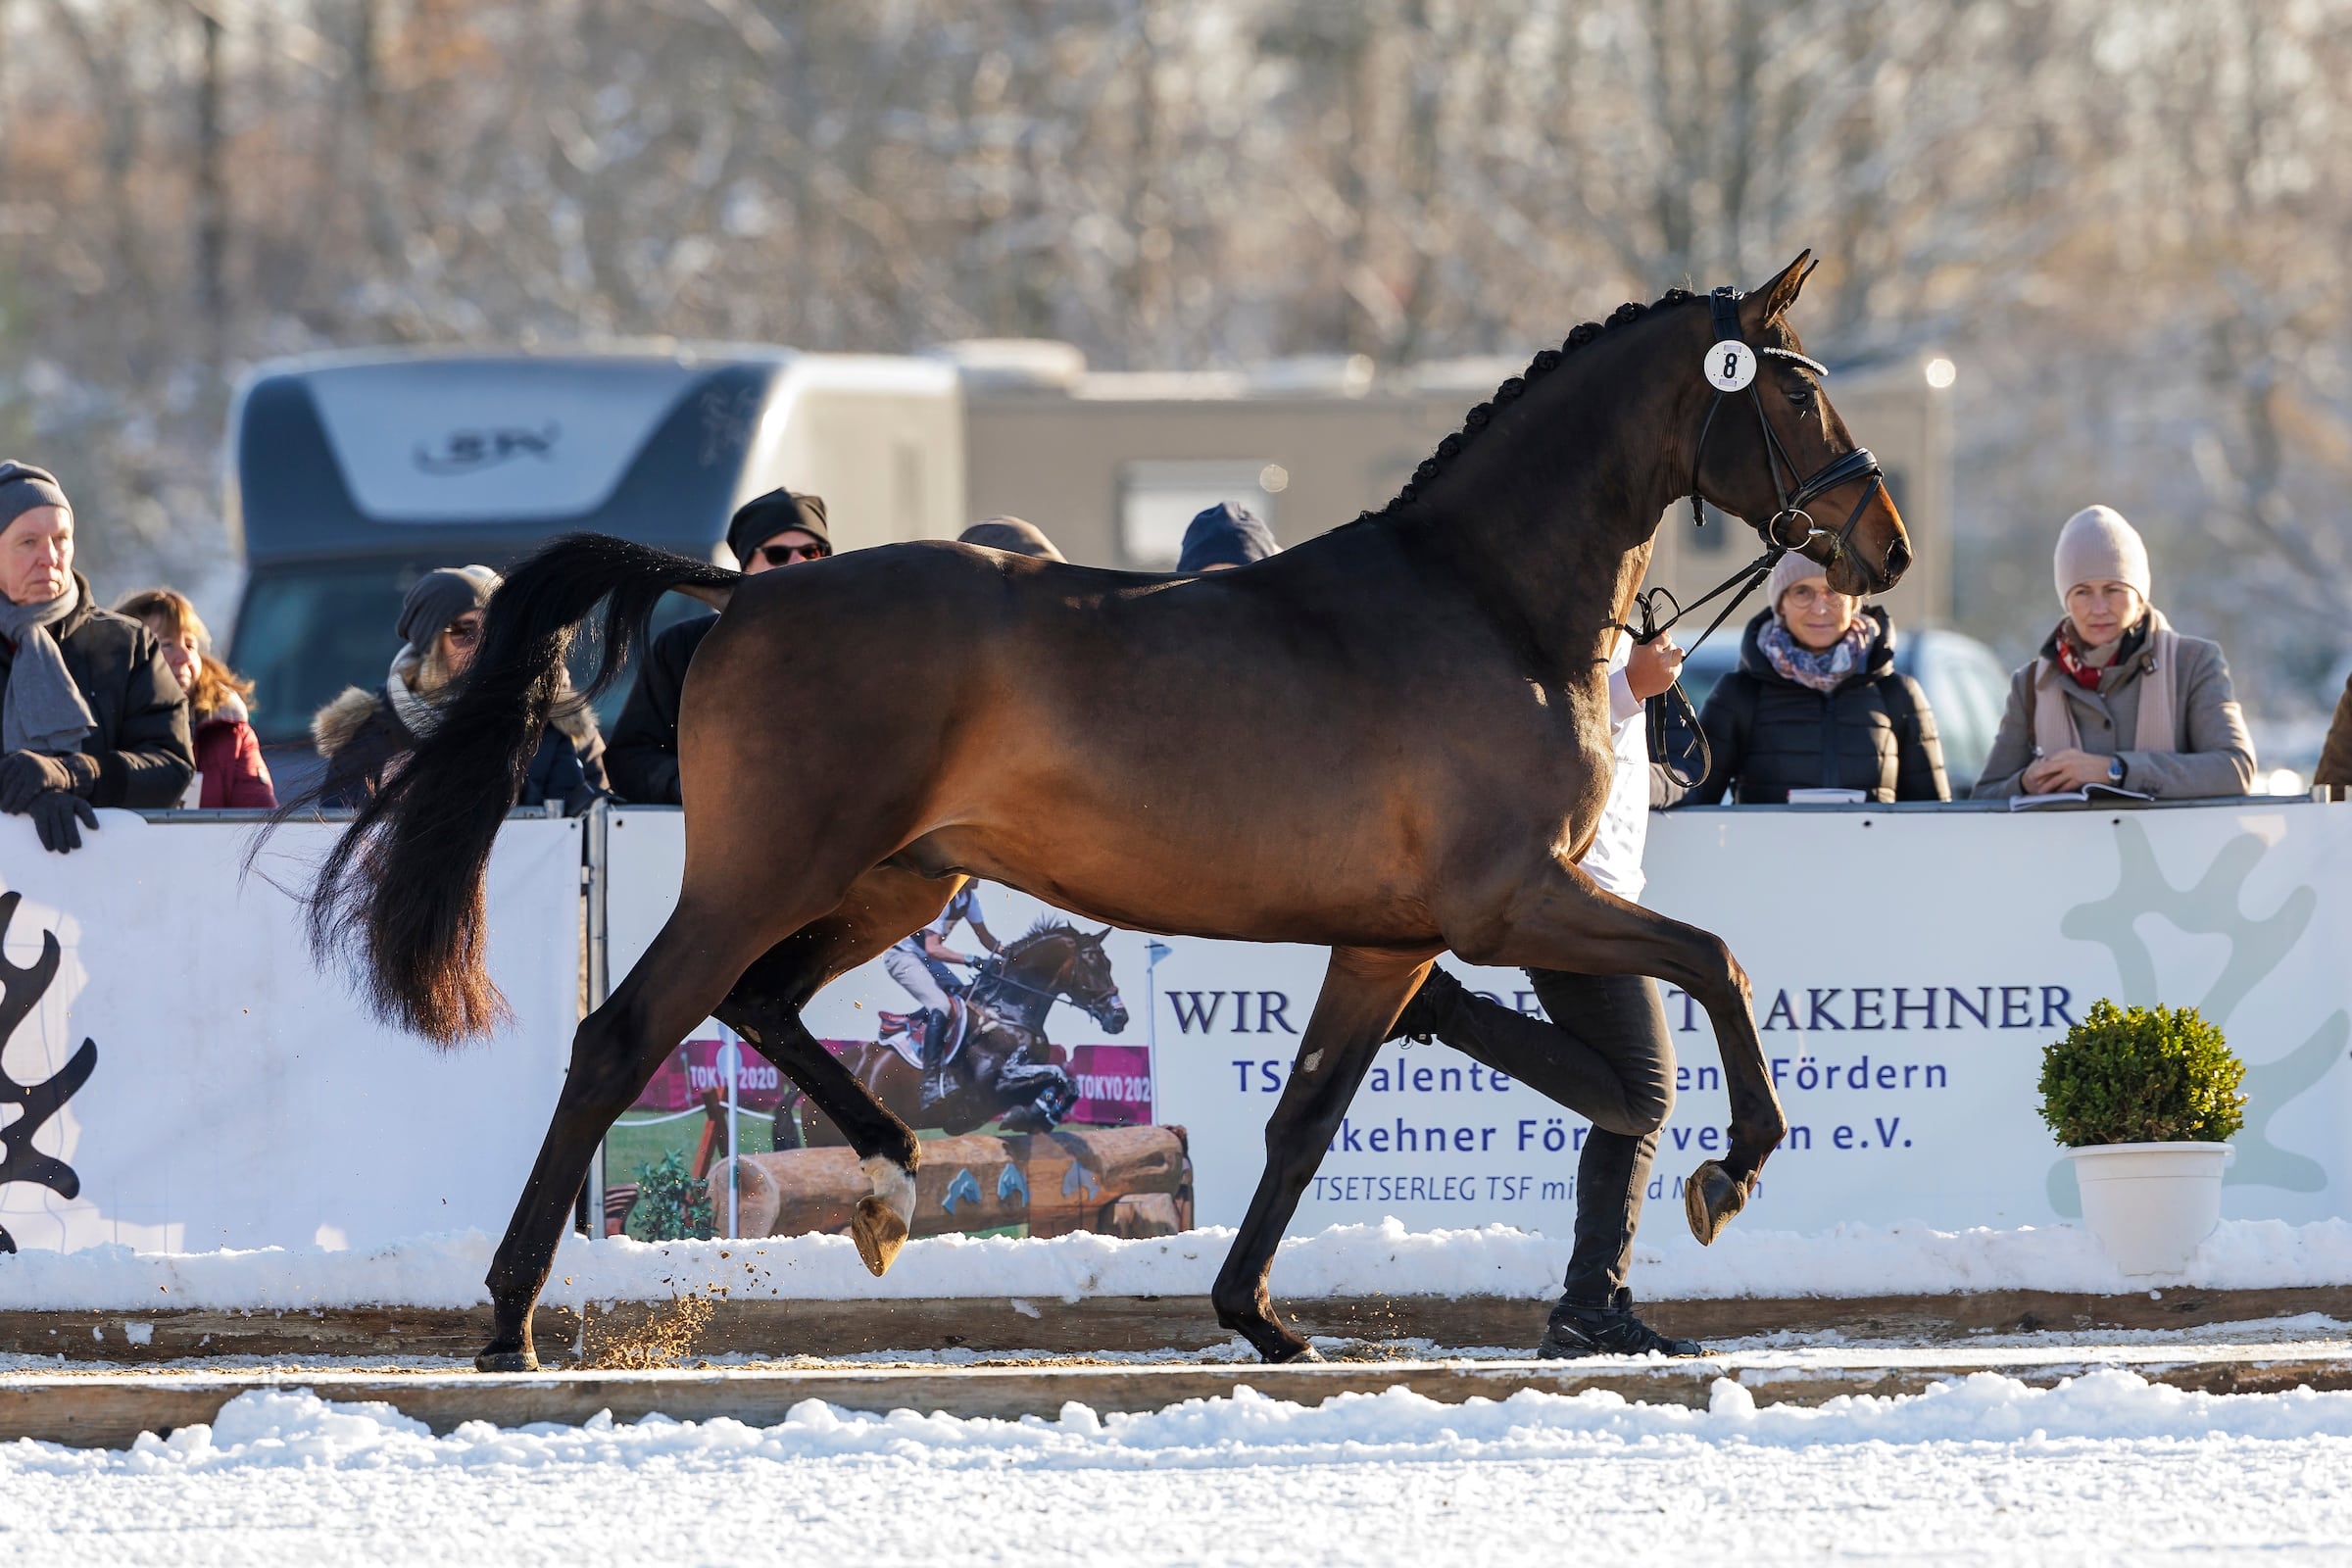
[{"xmin": 2066, "ymin": 1141, "xmax": 2234, "ymax": 1276}]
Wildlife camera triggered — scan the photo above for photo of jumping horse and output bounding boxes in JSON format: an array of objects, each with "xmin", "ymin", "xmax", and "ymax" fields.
[
  {"xmin": 800, "ymin": 919, "xmax": 1130, "ymax": 1144},
  {"xmin": 295, "ymin": 250, "xmax": 1910, "ymax": 1371}
]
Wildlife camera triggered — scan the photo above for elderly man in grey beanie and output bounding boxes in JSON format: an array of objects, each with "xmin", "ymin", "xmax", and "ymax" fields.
[
  {"xmin": 1975, "ymin": 504, "xmax": 2254, "ymax": 800},
  {"xmin": 313, "ymin": 564, "xmax": 605, "ymax": 811},
  {"xmin": 0, "ymin": 462, "xmax": 193, "ymax": 852}
]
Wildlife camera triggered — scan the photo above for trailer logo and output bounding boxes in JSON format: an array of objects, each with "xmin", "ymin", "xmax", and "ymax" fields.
[
  {"xmin": 0, "ymin": 892, "xmax": 96, "ymax": 1254},
  {"xmin": 413, "ymin": 423, "xmax": 562, "ymax": 474}
]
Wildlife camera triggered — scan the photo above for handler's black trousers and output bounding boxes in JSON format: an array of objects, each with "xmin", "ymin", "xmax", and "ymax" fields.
[{"xmin": 1423, "ymin": 971, "xmax": 1674, "ymax": 1303}]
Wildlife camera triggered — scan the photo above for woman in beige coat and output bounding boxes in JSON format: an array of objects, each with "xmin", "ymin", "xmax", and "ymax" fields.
[{"xmin": 1975, "ymin": 506, "xmax": 2255, "ymax": 800}]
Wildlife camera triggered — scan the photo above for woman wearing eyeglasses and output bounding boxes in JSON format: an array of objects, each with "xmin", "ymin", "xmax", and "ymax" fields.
[
  {"xmin": 1682, "ymin": 553, "xmax": 1949, "ymax": 806},
  {"xmin": 312, "ymin": 564, "xmax": 607, "ymax": 811},
  {"xmin": 605, "ymin": 489, "xmax": 830, "ymax": 806}
]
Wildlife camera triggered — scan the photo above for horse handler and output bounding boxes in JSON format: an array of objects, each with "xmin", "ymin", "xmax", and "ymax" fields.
[{"xmin": 1389, "ymin": 626, "xmax": 1702, "ymax": 1359}]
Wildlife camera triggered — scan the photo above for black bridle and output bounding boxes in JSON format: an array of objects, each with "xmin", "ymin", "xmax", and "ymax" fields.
[{"xmin": 1623, "ymin": 285, "xmax": 1887, "ymax": 659}]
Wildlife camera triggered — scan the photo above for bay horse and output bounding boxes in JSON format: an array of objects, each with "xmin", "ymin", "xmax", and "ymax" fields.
[
  {"xmin": 801, "ymin": 920, "xmax": 1129, "ymax": 1142},
  {"xmin": 301, "ymin": 252, "xmax": 1908, "ymax": 1370}
]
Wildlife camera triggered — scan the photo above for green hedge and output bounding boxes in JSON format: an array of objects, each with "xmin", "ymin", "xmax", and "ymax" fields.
[{"xmin": 2037, "ymin": 1000, "xmax": 2246, "ymax": 1147}]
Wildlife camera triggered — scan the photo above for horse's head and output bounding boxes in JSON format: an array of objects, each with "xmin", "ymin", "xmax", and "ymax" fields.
[
  {"xmin": 1690, "ymin": 250, "xmax": 1912, "ymax": 598},
  {"xmin": 1062, "ymin": 925, "xmax": 1129, "ymax": 1034},
  {"xmin": 1002, "ymin": 920, "xmax": 1130, "ymax": 1034}
]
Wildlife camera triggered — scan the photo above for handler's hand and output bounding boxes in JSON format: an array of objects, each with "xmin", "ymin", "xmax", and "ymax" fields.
[
  {"xmin": 1626, "ymin": 635, "xmax": 1686, "ymax": 702},
  {"xmin": 2023, "ymin": 749, "xmax": 2112, "ymax": 793},
  {"xmin": 26, "ymin": 792, "xmax": 97, "ymax": 854}
]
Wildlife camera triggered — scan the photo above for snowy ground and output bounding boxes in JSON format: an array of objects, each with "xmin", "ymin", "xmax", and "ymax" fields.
[
  {"xmin": 2, "ymin": 1370, "xmax": 2350, "ymax": 1566},
  {"xmin": 5, "ymin": 1215, "xmax": 2349, "ymax": 1311}
]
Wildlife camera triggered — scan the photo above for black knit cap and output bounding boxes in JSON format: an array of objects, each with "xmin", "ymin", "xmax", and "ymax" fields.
[
  {"xmin": 396, "ymin": 564, "xmax": 499, "ymax": 648},
  {"xmin": 727, "ymin": 489, "xmax": 828, "ymax": 567}
]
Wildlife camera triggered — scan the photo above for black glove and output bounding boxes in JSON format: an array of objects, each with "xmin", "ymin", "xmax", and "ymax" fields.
[
  {"xmin": 0, "ymin": 751, "xmax": 96, "ymax": 813},
  {"xmin": 26, "ymin": 791, "xmax": 98, "ymax": 854}
]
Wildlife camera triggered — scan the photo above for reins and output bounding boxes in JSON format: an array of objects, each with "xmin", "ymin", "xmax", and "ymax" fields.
[{"xmin": 1617, "ymin": 284, "xmax": 1890, "ymax": 787}]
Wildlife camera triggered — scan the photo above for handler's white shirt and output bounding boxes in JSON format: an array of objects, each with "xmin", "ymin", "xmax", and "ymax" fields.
[{"xmin": 1579, "ymin": 631, "xmax": 1650, "ymax": 903}]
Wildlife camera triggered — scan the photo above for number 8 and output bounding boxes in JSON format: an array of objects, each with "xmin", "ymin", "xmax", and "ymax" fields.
[{"xmin": 1723, "ymin": 350, "xmax": 1740, "ymax": 378}]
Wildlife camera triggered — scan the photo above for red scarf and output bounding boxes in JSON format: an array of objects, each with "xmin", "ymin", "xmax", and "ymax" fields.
[{"xmin": 2052, "ymin": 632, "xmax": 2106, "ymax": 691}]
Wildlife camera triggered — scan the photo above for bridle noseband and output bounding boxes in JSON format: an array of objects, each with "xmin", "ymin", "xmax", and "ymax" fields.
[{"xmin": 1625, "ymin": 285, "xmax": 1887, "ymax": 658}]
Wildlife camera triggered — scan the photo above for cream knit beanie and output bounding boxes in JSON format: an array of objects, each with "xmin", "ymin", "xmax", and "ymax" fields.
[
  {"xmin": 2053, "ymin": 505, "xmax": 2151, "ymax": 606},
  {"xmin": 1767, "ymin": 551, "xmax": 1830, "ymax": 611}
]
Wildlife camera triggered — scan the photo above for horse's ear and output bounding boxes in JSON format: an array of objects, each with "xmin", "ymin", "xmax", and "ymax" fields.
[
  {"xmin": 1749, "ymin": 249, "xmax": 1816, "ymax": 323},
  {"xmin": 1093, "ymin": 926, "xmax": 1113, "ymax": 943}
]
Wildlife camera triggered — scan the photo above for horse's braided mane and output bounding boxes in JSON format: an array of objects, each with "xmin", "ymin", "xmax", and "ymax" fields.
[
  {"xmin": 1362, "ymin": 286, "xmax": 1704, "ymax": 521},
  {"xmin": 1018, "ymin": 914, "xmax": 1079, "ymax": 944}
]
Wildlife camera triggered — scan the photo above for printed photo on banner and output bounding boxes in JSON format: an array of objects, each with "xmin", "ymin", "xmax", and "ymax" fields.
[{"xmin": 604, "ymin": 881, "xmax": 1189, "ymax": 1245}]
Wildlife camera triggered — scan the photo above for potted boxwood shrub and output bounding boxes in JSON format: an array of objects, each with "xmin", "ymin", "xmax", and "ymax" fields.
[{"xmin": 2039, "ymin": 1000, "xmax": 2247, "ymax": 1274}]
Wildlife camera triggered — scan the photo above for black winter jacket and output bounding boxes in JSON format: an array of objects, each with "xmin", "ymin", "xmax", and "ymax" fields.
[
  {"xmin": 606, "ymin": 614, "xmax": 714, "ymax": 806},
  {"xmin": 313, "ymin": 686, "xmax": 607, "ymax": 813},
  {"xmin": 1684, "ymin": 608, "xmax": 1950, "ymax": 806},
  {"xmin": 0, "ymin": 574, "xmax": 193, "ymax": 807}
]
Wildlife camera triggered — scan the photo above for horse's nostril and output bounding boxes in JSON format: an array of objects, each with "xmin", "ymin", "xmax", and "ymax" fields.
[{"xmin": 1885, "ymin": 537, "xmax": 1912, "ymax": 579}]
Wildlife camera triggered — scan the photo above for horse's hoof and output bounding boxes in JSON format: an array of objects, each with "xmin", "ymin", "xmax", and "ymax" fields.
[
  {"xmin": 474, "ymin": 1348, "xmax": 539, "ymax": 1373},
  {"xmin": 853, "ymin": 1154, "xmax": 917, "ymax": 1277},
  {"xmin": 852, "ymin": 1196, "xmax": 909, "ymax": 1277},
  {"xmin": 1684, "ymin": 1159, "xmax": 1748, "ymax": 1246}
]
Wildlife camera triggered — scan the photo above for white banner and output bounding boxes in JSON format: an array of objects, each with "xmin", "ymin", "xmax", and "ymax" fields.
[
  {"xmin": 603, "ymin": 801, "xmax": 2352, "ymax": 1241},
  {"xmin": 0, "ymin": 812, "xmax": 583, "ymax": 1253}
]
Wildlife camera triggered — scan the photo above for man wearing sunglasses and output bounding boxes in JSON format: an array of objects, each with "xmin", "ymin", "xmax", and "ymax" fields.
[{"xmin": 605, "ymin": 489, "xmax": 829, "ymax": 805}]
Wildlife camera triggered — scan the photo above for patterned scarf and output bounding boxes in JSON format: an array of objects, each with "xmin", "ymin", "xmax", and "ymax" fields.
[
  {"xmin": 1758, "ymin": 612, "xmax": 1877, "ymax": 694},
  {"xmin": 2051, "ymin": 616, "xmax": 2148, "ymax": 691}
]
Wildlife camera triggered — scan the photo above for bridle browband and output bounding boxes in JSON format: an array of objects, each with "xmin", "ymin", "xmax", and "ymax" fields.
[{"xmin": 1621, "ymin": 285, "xmax": 1887, "ymax": 658}]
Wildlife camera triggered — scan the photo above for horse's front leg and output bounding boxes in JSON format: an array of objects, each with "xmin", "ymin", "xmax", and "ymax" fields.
[
  {"xmin": 1210, "ymin": 946, "xmax": 1430, "ymax": 1362},
  {"xmin": 1448, "ymin": 858, "xmax": 1787, "ymax": 1244}
]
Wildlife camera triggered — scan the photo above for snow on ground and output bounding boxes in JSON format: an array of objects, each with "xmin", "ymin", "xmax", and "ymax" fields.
[
  {"xmin": 3, "ymin": 1371, "xmax": 2350, "ymax": 1565},
  {"xmin": 4, "ymin": 1215, "xmax": 2348, "ymax": 1312}
]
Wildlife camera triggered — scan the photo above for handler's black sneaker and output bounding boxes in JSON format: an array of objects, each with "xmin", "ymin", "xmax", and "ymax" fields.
[{"xmin": 1537, "ymin": 1290, "xmax": 1705, "ymax": 1359}]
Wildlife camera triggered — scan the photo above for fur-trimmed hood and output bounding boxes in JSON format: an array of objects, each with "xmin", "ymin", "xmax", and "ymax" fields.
[{"xmin": 312, "ymin": 686, "xmax": 393, "ymax": 759}]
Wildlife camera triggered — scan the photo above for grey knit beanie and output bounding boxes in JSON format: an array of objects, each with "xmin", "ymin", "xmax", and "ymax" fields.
[
  {"xmin": 396, "ymin": 564, "xmax": 500, "ymax": 648},
  {"xmin": 2053, "ymin": 505, "xmax": 2151, "ymax": 605},
  {"xmin": 957, "ymin": 516, "xmax": 1066, "ymax": 563},
  {"xmin": 0, "ymin": 462, "xmax": 71, "ymax": 534}
]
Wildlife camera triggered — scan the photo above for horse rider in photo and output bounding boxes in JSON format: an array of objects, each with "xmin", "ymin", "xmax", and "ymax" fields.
[
  {"xmin": 606, "ymin": 489, "xmax": 831, "ymax": 805},
  {"xmin": 0, "ymin": 462, "xmax": 194, "ymax": 853},
  {"xmin": 882, "ymin": 882, "xmax": 1002, "ymax": 1069},
  {"xmin": 1388, "ymin": 623, "xmax": 1704, "ymax": 1358}
]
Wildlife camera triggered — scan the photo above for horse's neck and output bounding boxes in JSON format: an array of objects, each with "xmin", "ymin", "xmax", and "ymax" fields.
[
  {"xmin": 1408, "ymin": 318, "xmax": 1706, "ymax": 681},
  {"xmin": 994, "ymin": 945, "xmax": 1063, "ymax": 1028}
]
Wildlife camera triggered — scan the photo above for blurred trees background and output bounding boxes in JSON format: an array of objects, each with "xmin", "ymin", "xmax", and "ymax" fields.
[{"xmin": 1, "ymin": 0, "xmax": 2348, "ymax": 731}]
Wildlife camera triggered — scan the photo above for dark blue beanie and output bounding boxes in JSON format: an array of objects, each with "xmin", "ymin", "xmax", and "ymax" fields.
[{"xmin": 1176, "ymin": 503, "xmax": 1277, "ymax": 573}]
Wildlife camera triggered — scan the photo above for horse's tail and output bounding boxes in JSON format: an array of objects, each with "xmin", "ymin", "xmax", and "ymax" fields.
[{"xmin": 306, "ymin": 532, "xmax": 738, "ymax": 1045}]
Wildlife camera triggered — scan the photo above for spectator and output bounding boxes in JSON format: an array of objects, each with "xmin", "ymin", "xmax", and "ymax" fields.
[
  {"xmin": 0, "ymin": 462, "xmax": 192, "ymax": 853},
  {"xmin": 313, "ymin": 564, "xmax": 606, "ymax": 812},
  {"xmin": 1975, "ymin": 505, "xmax": 2255, "ymax": 800},
  {"xmin": 1176, "ymin": 502, "xmax": 1277, "ymax": 573},
  {"xmin": 2317, "ymin": 678, "xmax": 2352, "ymax": 798},
  {"xmin": 606, "ymin": 489, "xmax": 828, "ymax": 805},
  {"xmin": 116, "ymin": 587, "xmax": 275, "ymax": 808},
  {"xmin": 957, "ymin": 516, "xmax": 1065, "ymax": 562},
  {"xmin": 1684, "ymin": 554, "xmax": 1948, "ymax": 805}
]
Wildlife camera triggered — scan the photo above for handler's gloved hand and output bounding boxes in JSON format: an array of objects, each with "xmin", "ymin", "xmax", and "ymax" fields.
[
  {"xmin": 25, "ymin": 791, "xmax": 98, "ymax": 854},
  {"xmin": 0, "ymin": 751, "xmax": 97, "ymax": 813}
]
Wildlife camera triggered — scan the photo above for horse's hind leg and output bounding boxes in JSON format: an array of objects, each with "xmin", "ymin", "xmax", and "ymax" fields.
[
  {"xmin": 712, "ymin": 866, "xmax": 959, "ymax": 1274},
  {"xmin": 477, "ymin": 902, "xmax": 784, "ymax": 1372},
  {"xmin": 1210, "ymin": 946, "xmax": 1431, "ymax": 1363}
]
